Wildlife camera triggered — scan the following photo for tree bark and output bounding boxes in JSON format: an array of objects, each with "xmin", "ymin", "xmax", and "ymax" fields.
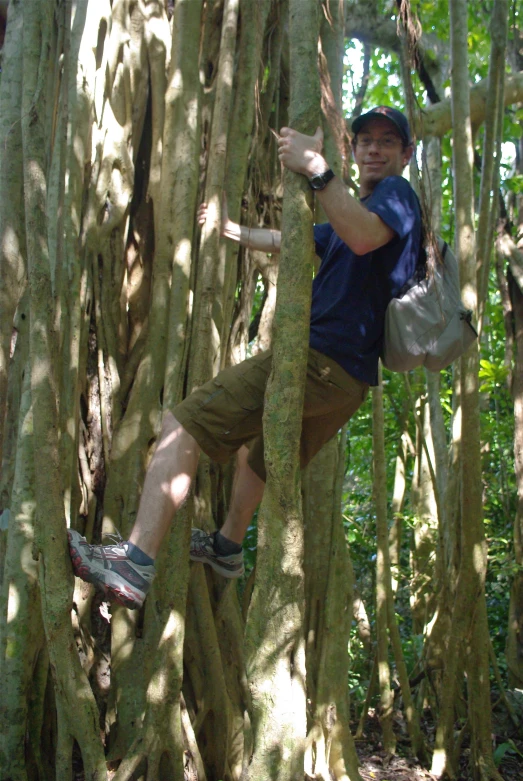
[
  {"xmin": 0, "ymin": 367, "xmax": 45, "ymax": 781},
  {"xmin": 244, "ymin": 1, "xmax": 321, "ymax": 777},
  {"xmin": 388, "ymin": 398, "xmax": 410, "ymax": 595},
  {"xmin": 0, "ymin": 0, "xmax": 26, "ymax": 470},
  {"xmin": 221, "ymin": 0, "xmax": 272, "ymax": 362},
  {"xmin": 372, "ymin": 370, "xmax": 396, "ymax": 755},
  {"xmin": 476, "ymin": 0, "xmax": 508, "ymax": 328},
  {"xmin": 22, "ymin": 1, "xmax": 106, "ymax": 776},
  {"xmin": 302, "ymin": 432, "xmax": 363, "ymax": 781},
  {"xmin": 409, "ymin": 394, "xmax": 438, "ymax": 634},
  {"xmin": 188, "ymin": 0, "xmax": 239, "ymax": 389}
]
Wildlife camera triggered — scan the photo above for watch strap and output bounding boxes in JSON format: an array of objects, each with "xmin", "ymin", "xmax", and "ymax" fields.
[{"xmin": 308, "ymin": 169, "xmax": 335, "ymax": 191}]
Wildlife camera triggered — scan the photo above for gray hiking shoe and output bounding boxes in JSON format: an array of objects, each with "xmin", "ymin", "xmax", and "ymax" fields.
[
  {"xmin": 189, "ymin": 529, "xmax": 244, "ymax": 578},
  {"xmin": 68, "ymin": 529, "xmax": 155, "ymax": 610}
]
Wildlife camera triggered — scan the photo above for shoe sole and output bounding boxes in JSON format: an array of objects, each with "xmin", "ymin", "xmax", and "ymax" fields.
[
  {"xmin": 68, "ymin": 536, "xmax": 143, "ymax": 610},
  {"xmin": 189, "ymin": 551, "xmax": 244, "ymax": 579}
]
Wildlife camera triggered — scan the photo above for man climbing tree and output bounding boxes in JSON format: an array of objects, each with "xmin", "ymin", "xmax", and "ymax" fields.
[{"xmin": 68, "ymin": 106, "xmax": 420, "ymax": 610}]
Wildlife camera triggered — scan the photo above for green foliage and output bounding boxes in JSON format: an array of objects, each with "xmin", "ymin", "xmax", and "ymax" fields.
[
  {"xmin": 415, "ymin": 0, "xmax": 451, "ymax": 37},
  {"xmin": 340, "ymin": 0, "xmax": 522, "ymax": 697},
  {"xmin": 502, "ymin": 173, "xmax": 523, "ymax": 195},
  {"xmin": 479, "ymin": 291, "xmax": 516, "ymax": 665},
  {"xmin": 343, "ymin": 46, "xmax": 404, "ymax": 119},
  {"xmin": 347, "ymin": 629, "xmax": 372, "ymax": 702},
  {"xmin": 479, "ymin": 359, "xmax": 510, "ymax": 393},
  {"xmin": 493, "ymin": 739, "xmax": 523, "ymax": 768}
]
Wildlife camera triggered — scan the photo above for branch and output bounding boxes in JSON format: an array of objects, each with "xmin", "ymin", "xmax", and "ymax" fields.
[
  {"xmin": 345, "ymin": 3, "xmax": 523, "ymax": 139},
  {"xmin": 417, "ymin": 56, "xmax": 442, "ymax": 104},
  {"xmin": 345, "ymin": 11, "xmax": 403, "ymax": 53},
  {"xmin": 416, "ymin": 71, "xmax": 523, "ymax": 139},
  {"xmin": 346, "ymin": 72, "xmax": 523, "ymax": 140},
  {"xmin": 395, "ymin": 0, "xmax": 442, "ymax": 104},
  {"xmin": 345, "ymin": 7, "xmax": 447, "ymax": 86}
]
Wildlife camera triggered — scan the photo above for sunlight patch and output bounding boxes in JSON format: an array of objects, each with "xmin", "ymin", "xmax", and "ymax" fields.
[{"xmin": 8, "ymin": 583, "xmax": 20, "ymax": 623}]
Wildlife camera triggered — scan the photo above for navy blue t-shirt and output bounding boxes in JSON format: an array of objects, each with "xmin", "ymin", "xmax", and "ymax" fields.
[{"xmin": 309, "ymin": 175, "xmax": 421, "ymax": 386}]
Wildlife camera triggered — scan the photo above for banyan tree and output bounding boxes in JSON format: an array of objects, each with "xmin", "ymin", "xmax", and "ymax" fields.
[{"xmin": 0, "ymin": 1, "xmax": 521, "ymax": 780}]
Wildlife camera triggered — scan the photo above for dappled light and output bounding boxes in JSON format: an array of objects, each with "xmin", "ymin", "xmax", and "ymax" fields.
[
  {"xmin": 7, "ymin": 582, "xmax": 19, "ymax": 623},
  {"xmin": 158, "ymin": 610, "xmax": 184, "ymax": 647},
  {"xmin": 431, "ymin": 748, "xmax": 447, "ymax": 777}
]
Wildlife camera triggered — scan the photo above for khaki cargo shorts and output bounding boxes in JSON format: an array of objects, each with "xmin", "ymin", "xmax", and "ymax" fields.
[{"xmin": 173, "ymin": 348, "xmax": 369, "ymax": 481}]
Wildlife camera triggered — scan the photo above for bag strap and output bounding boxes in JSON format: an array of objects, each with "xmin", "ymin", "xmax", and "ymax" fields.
[
  {"xmin": 395, "ymin": 238, "xmax": 450, "ymax": 300},
  {"xmin": 393, "ymin": 192, "xmax": 449, "ymax": 300}
]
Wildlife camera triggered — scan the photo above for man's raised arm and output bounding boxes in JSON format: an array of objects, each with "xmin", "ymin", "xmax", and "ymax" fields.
[{"xmin": 276, "ymin": 126, "xmax": 396, "ymax": 256}]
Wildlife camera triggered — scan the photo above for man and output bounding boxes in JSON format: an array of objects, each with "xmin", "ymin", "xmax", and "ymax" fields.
[{"xmin": 69, "ymin": 106, "xmax": 420, "ymax": 609}]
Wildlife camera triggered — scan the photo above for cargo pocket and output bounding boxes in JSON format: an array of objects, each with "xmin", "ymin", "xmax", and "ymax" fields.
[
  {"xmin": 304, "ymin": 353, "xmax": 369, "ymax": 420},
  {"xmin": 214, "ymin": 375, "xmax": 264, "ymax": 438}
]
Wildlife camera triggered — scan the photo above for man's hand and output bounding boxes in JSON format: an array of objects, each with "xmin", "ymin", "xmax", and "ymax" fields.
[
  {"xmin": 197, "ymin": 193, "xmax": 232, "ymax": 238},
  {"xmin": 276, "ymin": 125, "xmax": 396, "ymax": 255},
  {"xmin": 196, "ymin": 201, "xmax": 209, "ymax": 225},
  {"xmin": 277, "ymin": 126, "xmax": 328, "ymax": 178},
  {"xmin": 197, "ymin": 195, "xmax": 281, "ymax": 252}
]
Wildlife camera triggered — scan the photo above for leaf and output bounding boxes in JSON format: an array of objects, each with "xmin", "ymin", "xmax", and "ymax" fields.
[
  {"xmin": 478, "ymin": 359, "xmax": 509, "ymax": 390},
  {"xmin": 503, "ymin": 174, "xmax": 523, "ymax": 194},
  {"xmin": 493, "ymin": 742, "xmax": 515, "ymax": 767}
]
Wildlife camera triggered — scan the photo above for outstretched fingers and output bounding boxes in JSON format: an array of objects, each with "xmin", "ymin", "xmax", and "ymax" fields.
[{"xmin": 197, "ymin": 194, "xmax": 228, "ymax": 232}]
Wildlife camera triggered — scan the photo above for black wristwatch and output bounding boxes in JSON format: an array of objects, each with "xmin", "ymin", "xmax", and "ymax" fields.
[{"xmin": 308, "ymin": 169, "xmax": 335, "ymax": 191}]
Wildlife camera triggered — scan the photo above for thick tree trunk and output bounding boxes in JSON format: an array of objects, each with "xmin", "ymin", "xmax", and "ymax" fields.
[
  {"xmin": 302, "ymin": 433, "xmax": 363, "ymax": 781},
  {"xmin": 189, "ymin": 0, "xmax": 239, "ymax": 389},
  {"xmin": 0, "ymin": 368, "xmax": 44, "ymax": 781},
  {"xmin": 22, "ymin": 2, "xmax": 106, "ymax": 776},
  {"xmin": 243, "ymin": 2, "xmax": 321, "ymax": 778},
  {"xmin": 221, "ymin": 0, "xmax": 272, "ymax": 361},
  {"xmin": 0, "ymin": 0, "xmax": 26, "ymax": 471}
]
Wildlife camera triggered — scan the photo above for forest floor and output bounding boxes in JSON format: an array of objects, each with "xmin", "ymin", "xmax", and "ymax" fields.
[{"xmin": 354, "ymin": 709, "xmax": 523, "ymax": 781}]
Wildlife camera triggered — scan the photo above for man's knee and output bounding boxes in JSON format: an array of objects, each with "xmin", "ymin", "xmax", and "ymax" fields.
[
  {"xmin": 157, "ymin": 411, "xmax": 199, "ymax": 456},
  {"xmin": 161, "ymin": 409, "xmax": 182, "ymax": 436}
]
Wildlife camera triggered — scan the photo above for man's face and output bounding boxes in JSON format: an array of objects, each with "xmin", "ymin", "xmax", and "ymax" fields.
[{"xmin": 352, "ymin": 117, "xmax": 413, "ymax": 194}]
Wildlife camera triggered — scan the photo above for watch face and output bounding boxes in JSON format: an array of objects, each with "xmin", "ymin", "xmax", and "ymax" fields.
[{"xmin": 309, "ymin": 170, "xmax": 334, "ymax": 190}]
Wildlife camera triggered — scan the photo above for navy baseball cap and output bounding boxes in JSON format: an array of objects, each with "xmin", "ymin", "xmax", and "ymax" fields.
[{"xmin": 351, "ymin": 106, "xmax": 412, "ymax": 146}]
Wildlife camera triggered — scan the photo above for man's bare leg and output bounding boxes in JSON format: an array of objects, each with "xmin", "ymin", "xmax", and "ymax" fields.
[
  {"xmin": 127, "ymin": 411, "xmax": 200, "ymax": 559},
  {"xmin": 68, "ymin": 411, "xmax": 200, "ymax": 607},
  {"xmin": 219, "ymin": 445, "xmax": 265, "ymax": 545},
  {"xmin": 69, "ymin": 419, "xmax": 262, "ymax": 602}
]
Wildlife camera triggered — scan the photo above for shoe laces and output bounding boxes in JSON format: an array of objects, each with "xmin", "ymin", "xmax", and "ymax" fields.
[{"xmin": 104, "ymin": 531, "xmax": 125, "ymax": 547}]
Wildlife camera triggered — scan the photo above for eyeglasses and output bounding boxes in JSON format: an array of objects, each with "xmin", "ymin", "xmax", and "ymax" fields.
[{"xmin": 355, "ymin": 135, "xmax": 403, "ymax": 149}]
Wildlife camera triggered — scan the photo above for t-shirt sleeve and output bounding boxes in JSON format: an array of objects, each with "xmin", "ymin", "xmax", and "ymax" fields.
[
  {"xmin": 365, "ymin": 176, "xmax": 418, "ymax": 239},
  {"xmin": 314, "ymin": 223, "xmax": 334, "ymax": 259}
]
